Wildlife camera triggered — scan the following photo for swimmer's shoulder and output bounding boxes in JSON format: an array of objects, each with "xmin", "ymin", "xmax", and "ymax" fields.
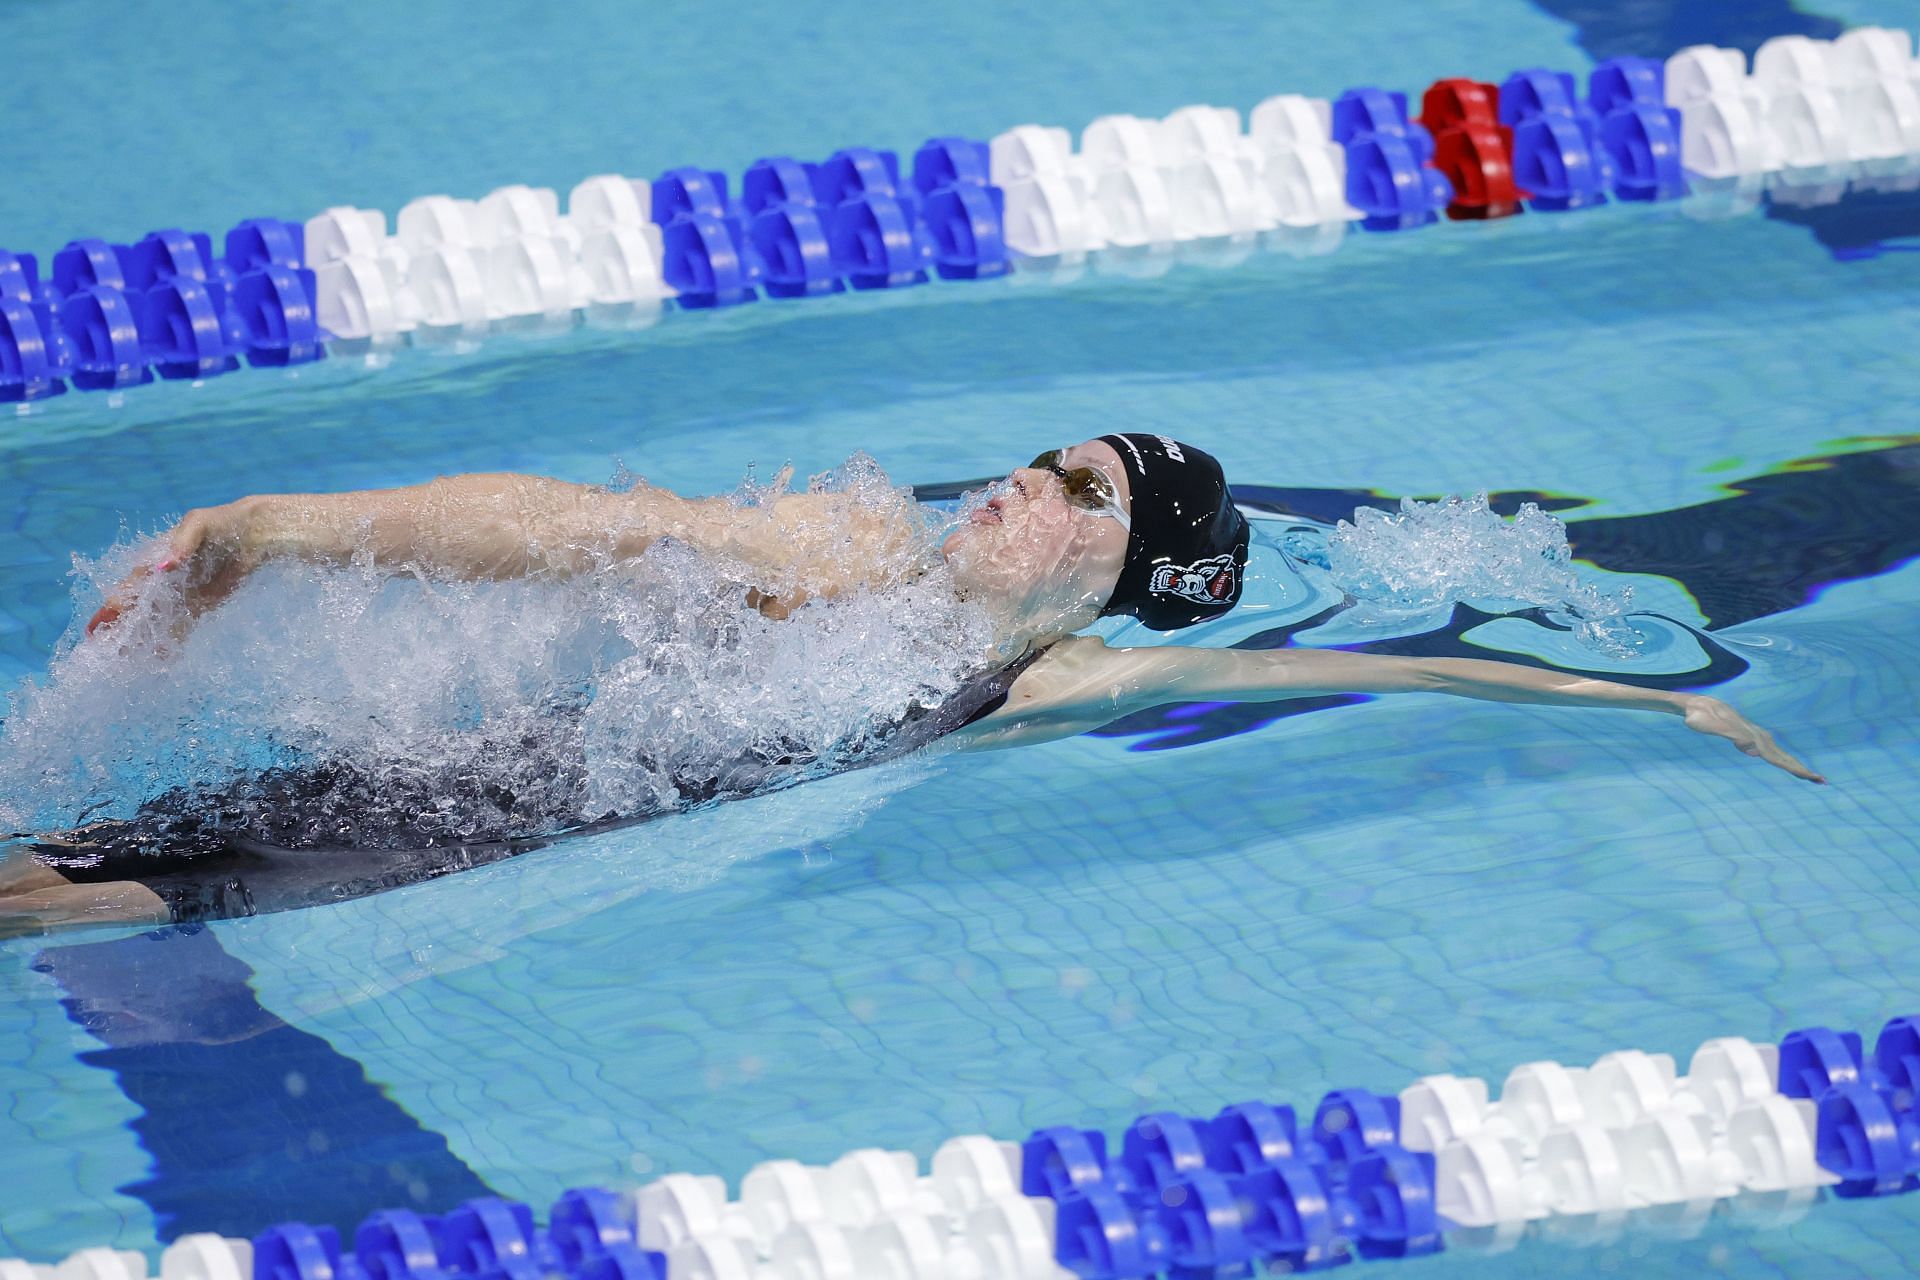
[
  {"xmin": 1007, "ymin": 633, "xmax": 1111, "ymax": 691},
  {"xmin": 956, "ymin": 635, "xmax": 1150, "ymax": 750}
]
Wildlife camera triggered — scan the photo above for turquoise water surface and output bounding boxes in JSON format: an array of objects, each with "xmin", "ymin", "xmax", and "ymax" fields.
[{"xmin": 5, "ymin": 1, "xmax": 1920, "ymax": 1275}]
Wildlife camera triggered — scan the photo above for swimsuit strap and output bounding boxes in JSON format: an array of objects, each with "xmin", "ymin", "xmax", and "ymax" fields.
[{"xmin": 953, "ymin": 645, "xmax": 1046, "ymax": 730}]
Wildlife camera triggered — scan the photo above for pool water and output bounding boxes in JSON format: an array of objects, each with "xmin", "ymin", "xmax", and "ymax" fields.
[{"xmin": 5, "ymin": 0, "xmax": 1920, "ymax": 1275}]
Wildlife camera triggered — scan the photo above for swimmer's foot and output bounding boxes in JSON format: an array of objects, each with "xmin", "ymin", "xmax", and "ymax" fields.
[{"xmin": 1681, "ymin": 695, "xmax": 1826, "ymax": 784}]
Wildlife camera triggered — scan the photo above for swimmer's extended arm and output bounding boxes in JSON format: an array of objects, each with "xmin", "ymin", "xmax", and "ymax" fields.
[
  {"xmin": 88, "ymin": 474, "xmax": 656, "ymax": 632},
  {"xmin": 243, "ymin": 474, "xmax": 661, "ymax": 576},
  {"xmin": 88, "ymin": 473, "xmax": 918, "ymax": 634},
  {"xmin": 963, "ymin": 637, "xmax": 1824, "ymax": 783}
]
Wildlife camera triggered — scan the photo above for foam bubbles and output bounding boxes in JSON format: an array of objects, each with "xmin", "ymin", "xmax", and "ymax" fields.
[
  {"xmin": 1323, "ymin": 493, "xmax": 1638, "ymax": 655},
  {"xmin": 0, "ymin": 457, "xmax": 998, "ymax": 847}
]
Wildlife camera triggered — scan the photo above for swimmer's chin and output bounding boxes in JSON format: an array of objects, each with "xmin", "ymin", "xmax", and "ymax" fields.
[{"xmin": 938, "ymin": 530, "xmax": 997, "ymax": 595}]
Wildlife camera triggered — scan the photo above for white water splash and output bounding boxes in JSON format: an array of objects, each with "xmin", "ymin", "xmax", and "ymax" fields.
[
  {"xmin": 0, "ymin": 456, "xmax": 997, "ymax": 841},
  {"xmin": 1324, "ymin": 493, "xmax": 1637, "ymax": 655}
]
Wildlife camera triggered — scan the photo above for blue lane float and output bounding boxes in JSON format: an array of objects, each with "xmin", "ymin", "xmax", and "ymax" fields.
[
  {"xmin": 646, "ymin": 139, "xmax": 1009, "ymax": 307},
  {"xmin": 1501, "ymin": 67, "xmax": 1615, "ymax": 211},
  {"xmin": 754, "ymin": 149, "xmax": 922, "ymax": 295},
  {"xmin": 1491, "ymin": 58, "xmax": 1684, "ymax": 210},
  {"xmin": 0, "ymin": 298, "xmax": 66, "ymax": 402},
  {"xmin": 741, "ymin": 156, "xmax": 841, "ymax": 299},
  {"xmin": 53, "ymin": 237, "xmax": 129, "ymax": 295},
  {"xmin": 1022, "ymin": 1095, "xmax": 1441, "ymax": 1277},
  {"xmin": 814, "ymin": 146, "xmax": 935, "ymax": 290},
  {"xmin": 1587, "ymin": 57, "xmax": 1687, "ymax": 203},
  {"xmin": 60, "ymin": 286, "xmax": 151, "ymax": 391},
  {"xmin": 0, "ymin": 252, "xmax": 64, "ymax": 402},
  {"xmin": 1331, "ymin": 86, "xmax": 1453, "ymax": 231},
  {"xmin": 252, "ymin": 1192, "xmax": 666, "ymax": 1280},
  {"xmin": 913, "ymin": 137, "xmax": 1011, "ymax": 280},
  {"xmin": 230, "ymin": 267, "xmax": 327, "ymax": 366},
  {"xmin": 0, "ymin": 218, "xmax": 326, "ymax": 400},
  {"xmin": 1782, "ymin": 1019, "xmax": 1920, "ymax": 1197},
  {"xmin": 648, "ymin": 166, "xmax": 756, "ymax": 308}
]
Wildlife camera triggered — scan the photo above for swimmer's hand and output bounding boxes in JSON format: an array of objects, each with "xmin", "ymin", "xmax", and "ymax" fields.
[
  {"xmin": 87, "ymin": 499, "xmax": 263, "ymax": 639},
  {"xmin": 1681, "ymin": 695, "xmax": 1826, "ymax": 784}
]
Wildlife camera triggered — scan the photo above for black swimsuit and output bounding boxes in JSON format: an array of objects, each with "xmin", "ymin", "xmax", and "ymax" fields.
[{"xmin": 31, "ymin": 648, "xmax": 1042, "ymax": 923}]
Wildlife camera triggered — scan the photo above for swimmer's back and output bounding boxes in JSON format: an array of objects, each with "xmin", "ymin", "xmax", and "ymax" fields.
[{"xmin": 27, "ymin": 645, "xmax": 1057, "ymax": 923}]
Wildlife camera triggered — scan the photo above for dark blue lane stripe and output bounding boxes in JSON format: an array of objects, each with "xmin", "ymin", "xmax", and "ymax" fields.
[
  {"xmin": 1523, "ymin": 0, "xmax": 1920, "ymax": 259},
  {"xmin": 32, "ymin": 924, "xmax": 492, "ymax": 1241},
  {"xmin": 1765, "ymin": 184, "xmax": 1920, "ymax": 259},
  {"xmin": 1524, "ymin": 0, "xmax": 1842, "ymax": 60}
]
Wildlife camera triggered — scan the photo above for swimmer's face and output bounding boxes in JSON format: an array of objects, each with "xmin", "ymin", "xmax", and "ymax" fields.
[{"xmin": 941, "ymin": 439, "xmax": 1129, "ymax": 639}]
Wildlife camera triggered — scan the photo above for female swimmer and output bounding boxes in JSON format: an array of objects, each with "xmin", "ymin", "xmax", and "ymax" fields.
[{"xmin": 0, "ymin": 435, "xmax": 1820, "ymax": 936}]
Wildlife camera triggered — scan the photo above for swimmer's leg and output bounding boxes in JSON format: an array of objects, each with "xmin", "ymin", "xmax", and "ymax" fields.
[
  {"xmin": 0, "ymin": 850, "xmax": 168, "ymax": 939},
  {"xmin": 0, "ymin": 845, "xmax": 70, "ymax": 894}
]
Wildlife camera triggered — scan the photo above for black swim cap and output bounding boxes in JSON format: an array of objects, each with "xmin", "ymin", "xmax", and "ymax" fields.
[{"xmin": 1097, "ymin": 433, "xmax": 1249, "ymax": 630}]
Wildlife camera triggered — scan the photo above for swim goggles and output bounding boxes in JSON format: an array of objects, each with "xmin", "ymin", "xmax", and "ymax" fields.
[{"xmin": 1030, "ymin": 450, "xmax": 1131, "ymax": 532}]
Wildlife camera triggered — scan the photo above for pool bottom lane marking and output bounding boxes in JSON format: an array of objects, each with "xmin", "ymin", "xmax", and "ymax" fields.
[{"xmin": 32, "ymin": 924, "xmax": 492, "ymax": 1242}]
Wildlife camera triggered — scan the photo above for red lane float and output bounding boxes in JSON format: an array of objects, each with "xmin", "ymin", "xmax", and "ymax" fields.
[{"xmin": 1420, "ymin": 78, "xmax": 1527, "ymax": 220}]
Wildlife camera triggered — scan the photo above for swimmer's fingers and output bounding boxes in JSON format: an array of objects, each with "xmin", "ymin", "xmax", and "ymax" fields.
[
  {"xmin": 86, "ymin": 563, "xmax": 151, "ymax": 636},
  {"xmin": 87, "ymin": 504, "xmax": 256, "ymax": 640},
  {"xmin": 1721, "ymin": 719, "xmax": 1821, "ymax": 780},
  {"xmin": 1746, "ymin": 731, "xmax": 1825, "ymax": 784},
  {"xmin": 746, "ymin": 585, "xmax": 811, "ymax": 620},
  {"xmin": 1682, "ymin": 695, "xmax": 1827, "ymax": 785},
  {"xmin": 86, "ymin": 520, "xmax": 203, "ymax": 639}
]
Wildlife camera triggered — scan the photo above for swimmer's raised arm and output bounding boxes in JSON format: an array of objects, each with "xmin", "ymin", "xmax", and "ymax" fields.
[
  {"xmin": 963, "ymin": 637, "xmax": 1824, "ymax": 783},
  {"xmin": 89, "ymin": 474, "xmax": 649, "ymax": 634},
  {"xmin": 88, "ymin": 472, "xmax": 921, "ymax": 636},
  {"xmin": 239, "ymin": 474, "xmax": 662, "ymax": 575}
]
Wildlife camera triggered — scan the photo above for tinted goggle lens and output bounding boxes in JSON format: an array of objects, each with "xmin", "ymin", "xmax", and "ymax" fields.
[{"xmin": 1030, "ymin": 450, "xmax": 1122, "ymax": 513}]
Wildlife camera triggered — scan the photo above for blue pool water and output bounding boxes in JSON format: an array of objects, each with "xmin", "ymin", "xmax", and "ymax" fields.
[{"xmin": 5, "ymin": 0, "xmax": 1920, "ymax": 1275}]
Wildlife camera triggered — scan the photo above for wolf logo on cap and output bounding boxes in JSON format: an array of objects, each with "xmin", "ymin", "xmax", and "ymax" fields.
[{"xmin": 1149, "ymin": 554, "xmax": 1237, "ymax": 606}]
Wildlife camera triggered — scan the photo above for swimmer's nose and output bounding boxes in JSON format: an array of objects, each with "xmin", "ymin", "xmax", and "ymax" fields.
[{"xmin": 1009, "ymin": 467, "xmax": 1054, "ymax": 499}]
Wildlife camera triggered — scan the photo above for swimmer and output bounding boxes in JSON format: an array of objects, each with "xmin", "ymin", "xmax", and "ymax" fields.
[{"xmin": 0, "ymin": 435, "xmax": 1821, "ymax": 937}]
